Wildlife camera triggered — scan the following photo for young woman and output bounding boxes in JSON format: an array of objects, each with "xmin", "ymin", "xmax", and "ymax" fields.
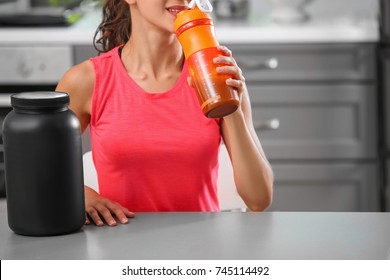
[{"xmin": 56, "ymin": 0, "xmax": 273, "ymax": 227}]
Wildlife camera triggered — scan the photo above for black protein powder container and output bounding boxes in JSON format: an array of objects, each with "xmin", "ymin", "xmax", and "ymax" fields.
[{"xmin": 2, "ymin": 92, "xmax": 85, "ymax": 236}]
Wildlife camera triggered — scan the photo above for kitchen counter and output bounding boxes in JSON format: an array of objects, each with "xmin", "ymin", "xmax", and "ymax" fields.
[
  {"xmin": 0, "ymin": 2, "xmax": 379, "ymax": 46},
  {"xmin": 0, "ymin": 200, "xmax": 390, "ymax": 260},
  {"xmin": 0, "ymin": 11, "xmax": 102, "ymax": 45}
]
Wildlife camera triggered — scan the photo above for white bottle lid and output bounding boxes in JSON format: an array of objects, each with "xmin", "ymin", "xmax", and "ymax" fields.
[{"xmin": 188, "ymin": 0, "xmax": 213, "ymax": 13}]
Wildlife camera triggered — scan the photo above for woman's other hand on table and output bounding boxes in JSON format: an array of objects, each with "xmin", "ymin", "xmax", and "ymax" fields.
[{"xmin": 84, "ymin": 186, "xmax": 135, "ymax": 226}]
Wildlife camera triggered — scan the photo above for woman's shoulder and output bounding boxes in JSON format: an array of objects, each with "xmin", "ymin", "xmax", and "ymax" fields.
[
  {"xmin": 56, "ymin": 60, "xmax": 95, "ymax": 111},
  {"xmin": 57, "ymin": 46, "xmax": 120, "ymax": 95},
  {"xmin": 57, "ymin": 59, "xmax": 95, "ymax": 92}
]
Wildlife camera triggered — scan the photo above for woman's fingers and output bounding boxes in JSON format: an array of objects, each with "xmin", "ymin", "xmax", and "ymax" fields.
[
  {"xmin": 216, "ymin": 65, "xmax": 243, "ymax": 81},
  {"xmin": 86, "ymin": 207, "xmax": 104, "ymax": 226},
  {"xmin": 85, "ymin": 215, "xmax": 90, "ymax": 225},
  {"xmin": 213, "ymin": 55, "xmax": 243, "ymax": 81},
  {"xmin": 95, "ymin": 204, "xmax": 118, "ymax": 226},
  {"xmin": 121, "ymin": 206, "xmax": 136, "ymax": 218},
  {"xmin": 213, "ymin": 56, "xmax": 236, "ymax": 66},
  {"xmin": 213, "ymin": 53, "xmax": 246, "ymax": 97},
  {"xmin": 217, "ymin": 45, "xmax": 233, "ymax": 57},
  {"xmin": 105, "ymin": 201, "xmax": 135, "ymax": 224},
  {"xmin": 86, "ymin": 201, "xmax": 135, "ymax": 227},
  {"xmin": 226, "ymin": 78, "xmax": 244, "ymax": 88}
]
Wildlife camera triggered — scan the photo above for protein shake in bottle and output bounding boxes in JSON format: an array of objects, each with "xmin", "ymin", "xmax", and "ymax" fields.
[{"xmin": 174, "ymin": 0, "xmax": 240, "ymax": 118}]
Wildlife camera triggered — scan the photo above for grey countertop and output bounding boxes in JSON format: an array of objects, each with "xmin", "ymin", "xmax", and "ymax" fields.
[
  {"xmin": 1, "ymin": 200, "xmax": 390, "ymax": 260},
  {"xmin": 0, "ymin": 0, "xmax": 379, "ymax": 45}
]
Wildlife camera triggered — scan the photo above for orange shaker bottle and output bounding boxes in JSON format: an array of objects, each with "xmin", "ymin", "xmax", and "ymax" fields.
[{"xmin": 174, "ymin": 7, "xmax": 240, "ymax": 118}]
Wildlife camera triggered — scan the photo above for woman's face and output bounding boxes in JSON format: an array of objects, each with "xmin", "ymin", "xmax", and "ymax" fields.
[{"xmin": 127, "ymin": 0, "xmax": 190, "ymax": 33}]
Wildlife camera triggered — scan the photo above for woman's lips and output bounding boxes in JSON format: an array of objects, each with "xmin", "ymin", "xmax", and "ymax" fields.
[{"xmin": 166, "ymin": 5, "xmax": 190, "ymax": 17}]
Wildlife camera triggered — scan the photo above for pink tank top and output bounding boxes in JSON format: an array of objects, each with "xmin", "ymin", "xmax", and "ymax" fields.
[{"xmin": 89, "ymin": 46, "xmax": 221, "ymax": 212}]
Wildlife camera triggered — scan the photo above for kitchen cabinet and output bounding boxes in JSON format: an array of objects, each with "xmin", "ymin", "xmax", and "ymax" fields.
[
  {"xmin": 0, "ymin": 46, "xmax": 72, "ymax": 84},
  {"xmin": 73, "ymin": 45, "xmax": 98, "ymax": 65},
  {"xmin": 249, "ymin": 83, "xmax": 377, "ymax": 160},
  {"xmin": 269, "ymin": 163, "xmax": 379, "ymax": 211},
  {"xmin": 381, "ymin": 48, "xmax": 390, "ymax": 211},
  {"xmin": 228, "ymin": 43, "xmax": 380, "ymax": 211},
  {"xmin": 231, "ymin": 44, "xmax": 376, "ymax": 82}
]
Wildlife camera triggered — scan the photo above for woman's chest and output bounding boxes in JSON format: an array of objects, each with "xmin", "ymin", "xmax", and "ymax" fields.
[{"xmin": 92, "ymin": 92, "xmax": 221, "ymax": 164}]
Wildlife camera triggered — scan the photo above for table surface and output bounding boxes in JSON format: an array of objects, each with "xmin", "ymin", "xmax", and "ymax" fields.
[{"xmin": 1, "ymin": 200, "xmax": 390, "ymax": 260}]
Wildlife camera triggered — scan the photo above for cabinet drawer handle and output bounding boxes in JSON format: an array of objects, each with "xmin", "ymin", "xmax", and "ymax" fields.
[
  {"xmin": 238, "ymin": 57, "xmax": 279, "ymax": 70},
  {"xmin": 254, "ymin": 118, "xmax": 280, "ymax": 130}
]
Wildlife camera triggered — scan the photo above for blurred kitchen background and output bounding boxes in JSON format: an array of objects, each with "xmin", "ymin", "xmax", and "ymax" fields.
[{"xmin": 0, "ymin": 0, "xmax": 389, "ymax": 212}]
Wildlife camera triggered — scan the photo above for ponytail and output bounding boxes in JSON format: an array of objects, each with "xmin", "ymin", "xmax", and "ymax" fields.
[{"xmin": 94, "ymin": 0, "xmax": 131, "ymax": 54}]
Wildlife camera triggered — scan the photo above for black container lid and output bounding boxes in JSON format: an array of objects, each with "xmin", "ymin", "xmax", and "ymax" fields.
[{"xmin": 11, "ymin": 91, "xmax": 70, "ymax": 109}]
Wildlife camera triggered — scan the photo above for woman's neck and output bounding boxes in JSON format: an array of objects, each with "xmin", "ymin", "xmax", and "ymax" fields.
[
  {"xmin": 121, "ymin": 31, "xmax": 184, "ymax": 80},
  {"xmin": 119, "ymin": 29, "xmax": 185, "ymax": 93}
]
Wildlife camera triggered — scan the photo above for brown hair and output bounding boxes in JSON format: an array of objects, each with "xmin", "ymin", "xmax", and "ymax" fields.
[{"xmin": 93, "ymin": 0, "xmax": 132, "ymax": 54}]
